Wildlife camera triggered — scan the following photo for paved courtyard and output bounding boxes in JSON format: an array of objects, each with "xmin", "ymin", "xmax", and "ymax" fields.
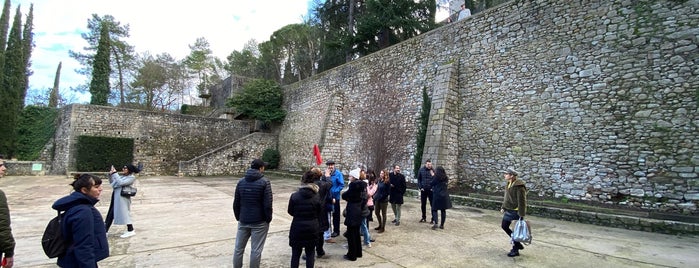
[{"xmin": 4, "ymin": 174, "xmax": 698, "ymax": 267}]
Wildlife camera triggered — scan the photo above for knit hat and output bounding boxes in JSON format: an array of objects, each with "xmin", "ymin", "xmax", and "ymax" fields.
[
  {"xmin": 349, "ymin": 168, "xmax": 361, "ymax": 179},
  {"xmin": 125, "ymin": 164, "xmax": 140, "ymax": 174}
]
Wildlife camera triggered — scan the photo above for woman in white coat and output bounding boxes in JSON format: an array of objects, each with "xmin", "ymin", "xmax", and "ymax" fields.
[{"xmin": 108, "ymin": 164, "xmax": 139, "ymax": 238}]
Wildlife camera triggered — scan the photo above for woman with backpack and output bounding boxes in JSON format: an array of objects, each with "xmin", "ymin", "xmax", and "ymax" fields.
[{"xmin": 51, "ymin": 174, "xmax": 109, "ymax": 267}]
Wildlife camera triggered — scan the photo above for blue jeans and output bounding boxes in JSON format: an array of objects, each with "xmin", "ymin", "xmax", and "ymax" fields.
[
  {"xmin": 233, "ymin": 222, "xmax": 270, "ymax": 268},
  {"xmin": 360, "ymin": 217, "xmax": 371, "ymax": 245}
]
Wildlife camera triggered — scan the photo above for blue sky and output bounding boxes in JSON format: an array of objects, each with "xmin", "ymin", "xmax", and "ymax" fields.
[{"xmin": 15, "ymin": 0, "xmax": 315, "ymax": 103}]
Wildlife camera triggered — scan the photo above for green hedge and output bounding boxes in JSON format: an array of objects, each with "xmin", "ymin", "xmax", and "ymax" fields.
[
  {"xmin": 76, "ymin": 136, "xmax": 134, "ymax": 172},
  {"xmin": 262, "ymin": 148, "xmax": 280, "ymax": 169},
  {"xmin": 16, "ymin": 106, "xmax": 59, "ymax": 160}
]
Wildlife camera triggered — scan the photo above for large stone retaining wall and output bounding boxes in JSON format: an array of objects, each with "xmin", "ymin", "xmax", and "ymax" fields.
[
  {"xmin": 178, "ymin": 132, "xmax": 278, "ymax": 176},
  {"xmin": 278, "ymin": 0, "xmax": 699, "ymax": 214},
  {"xmin": 51, "ymin": 104, "xmax": 252, "ymax": 175}
]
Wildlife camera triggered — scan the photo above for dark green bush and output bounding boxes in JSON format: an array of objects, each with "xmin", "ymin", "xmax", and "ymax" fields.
[
  {"xmin": 75, "ymin": 136, "xmax": 134, "ymax": 172},
  {"xmin": 262, "ymin": 148, "xmax": 281, "ymax": 169},
  {"xmin": 16, "ymin": 106, "xmax": 59, "ymax": 160}
]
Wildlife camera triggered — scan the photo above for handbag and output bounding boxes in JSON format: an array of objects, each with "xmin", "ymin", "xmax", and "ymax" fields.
[
  {"xmin": 511, "ymin": 218, "xmax": 532, "ymax": 244},
  {"xmin": 120, "ymin": 185, "xmax": 137, "ymax": 197}
]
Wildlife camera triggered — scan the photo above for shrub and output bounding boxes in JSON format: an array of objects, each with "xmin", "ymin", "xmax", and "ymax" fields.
[{"xmin": 262, "ymin": 148, "xmax": 281, "ymax": 169}]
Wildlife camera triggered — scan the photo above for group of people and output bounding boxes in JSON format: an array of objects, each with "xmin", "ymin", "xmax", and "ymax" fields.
[
  {"xmin": 47, "ymin": 163, "xmax": 140, "ymax": 267},
  {"xmin": 0, "ymin": 155, "xmax": 526, "ymax": 268},
  {"xmin": 232, "ymin": 158, "xmax": 528, "ymax": 268}
]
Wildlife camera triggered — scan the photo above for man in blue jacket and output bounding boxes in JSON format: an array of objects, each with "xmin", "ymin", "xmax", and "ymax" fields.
[
  {"xmin": 233, "ymin": 159, "xmax": 273, "ymax": 268},
  {"xmin": 324, "ymin": 160, "xmax": 344, "ymax": 237}
]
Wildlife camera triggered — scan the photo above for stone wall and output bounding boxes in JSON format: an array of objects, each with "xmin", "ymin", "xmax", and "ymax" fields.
[
  {"xmin": 178, "ymin": 132, "xmax": 278, "ymax": 176},
  {"xmin": 2, "ymin": 161, "xmax": 46, "ymax": 176},
  {"xmin": 278, "ymin": 0, "xmax": 699, "ymax": 214},
  {"xmin": 51, "ymin": 104, "xmax": 252, "ymax": 175}
]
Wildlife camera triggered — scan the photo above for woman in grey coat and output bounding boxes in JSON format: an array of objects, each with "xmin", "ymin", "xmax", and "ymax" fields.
[{"xmin": 108, "ymin": 164, "xmax": 139, "ymax": 238}]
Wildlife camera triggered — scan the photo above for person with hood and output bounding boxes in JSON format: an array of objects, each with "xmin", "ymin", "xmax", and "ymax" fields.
[
  {"xmin": 108, "ymin": 164, "xmax": 139, "ymax": 238},
  {"xmin": 341, "ymin": 168, "xmax": 366, "ymax": 261},
  {"xmin": 500, "ymin": 168, "xmax": 527, "ymax": 257},
  {"xmin": 233, "ymin": 159, "xmax": 273, "ymax": 268},
  {"xmin": 288, "ymin": 170, "xmax": 321, "ymax": 268},
  {"xmin": 52, "ymin": 173, "xmax": 109, "ymax": 267},
  {"xmin": 0, "ymin": 156, "xmax": 15, "ymax": 268},
  {"xmin": 430, "ymin": 166, "xmax": 452, "ymax": 230}
]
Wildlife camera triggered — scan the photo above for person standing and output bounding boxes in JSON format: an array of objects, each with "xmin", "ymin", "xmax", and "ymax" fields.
[
  {"xmin": 108, "ymin": 164, "xmax": 139, "ymax": 238},
  {"xmin": 312, "ymin": 167, "xmax": 332, "ymax": 257},
  {"xmin": 233, "ymin": 159, "xmax": 273, "ymax": 268},
  {"xmin": 324, "ymin": 160, "xmax": 344, "ymax": 237},
  {"xmin": 388, "ymin": 165, "xmax": 406, "ymax": 226},
  {"xmin": 430, "ymin": 166, "xmax": 452, "ymax": 230},
  {"xmin": 500, "ymin": 168, "xmax": 527, "ymax": 257},
  {"xmin": 288, "ymin": 170, "xmax": 321, "ymax": 268},
  {"xmin": 417, "ymin": 159, "xmax": 435, "ymax": 223},
  {"xmin": 342, "ymin": 169, "xmax": 365, "ymax": 261},
  {"xmin": 359, "ymin": 168, "xmax": 374, "ymax": 248},
  {"xmin": 0, "ymin": 156, "xmax": 15, "ymax": 268},
  {"xmin": 52, "ymin": 174, "xmax": 109, "ymax": 267},
  {"xmin": 365, "ymin": 169, "xmax": 377, "ymax": 230},
  {"xmin": 457, "ymin": 3, "xmax": 471, "ymax": 21},
  {"xmin": 373, "ymin": 169, "xmax": 390, "ymax": 233}
]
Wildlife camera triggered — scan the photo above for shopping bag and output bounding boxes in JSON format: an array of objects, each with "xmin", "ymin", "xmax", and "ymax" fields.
[{"xmin": 511, "ymin": 218, "xmax": 532, "ymax": 245}]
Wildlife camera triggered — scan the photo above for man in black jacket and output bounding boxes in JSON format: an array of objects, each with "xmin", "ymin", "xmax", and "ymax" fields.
[
  {"xmin": 417, "ymin": 159, "xmax": 435, "ymax": 223},
  {"xmin": 389, "ymin": 165, "xmax": 406, "ymax": 226},
  {"xmin": 233, "ymin": 159, "xmax": 273, "ymax": 268}
]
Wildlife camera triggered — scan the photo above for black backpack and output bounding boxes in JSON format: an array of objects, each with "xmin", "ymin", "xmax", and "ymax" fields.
[{"xmin": 42, "ymin": 211, "xmax": 68, "ymax": 258}]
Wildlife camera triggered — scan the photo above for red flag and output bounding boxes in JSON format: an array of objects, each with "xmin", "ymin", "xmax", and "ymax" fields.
[{"xmin": 313, "ymin": 144, "xmax": 323, "ymax": 165}]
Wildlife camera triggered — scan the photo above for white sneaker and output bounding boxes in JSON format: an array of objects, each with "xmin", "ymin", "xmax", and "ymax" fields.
[{"xmin": 120, "ymin": 231, "xmax": 136, "ymax": 238}]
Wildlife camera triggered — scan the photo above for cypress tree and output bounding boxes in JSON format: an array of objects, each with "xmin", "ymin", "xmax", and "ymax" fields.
[
  {"xmin": 20, "ymin": 3, "xmax": 32, "ymax": 102},
  {"xmin": 49, "ymin": 62, "xmax": 61, "ymax": 108},
  {"xmin": 0, "ymin": 0, "xmax": 9, "ymax": 157},
  {"xmin": 89, "ymin": 22, "xmax": 111, "ymax": 105},
  {"xmin": 0, "ymin": 6, "xmax": 24, "ymax": 157}
]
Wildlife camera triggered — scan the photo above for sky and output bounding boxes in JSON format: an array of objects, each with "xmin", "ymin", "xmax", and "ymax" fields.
[{"xmin": 14, "ymin": 0, "xmax": 314, "ymax": 103}]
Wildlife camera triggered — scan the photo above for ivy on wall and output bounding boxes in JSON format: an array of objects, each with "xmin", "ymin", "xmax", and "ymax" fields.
[
  {"xmin": 413, "ymin": 87, "xmax": 431, "ymax": 176},
  {"xmin": 16, "ymin": 106, "xmax": 59, "ymax": 160},
  {"xmin": 76, "ymin": 136, "xmax": 134, "ymax": 172}
]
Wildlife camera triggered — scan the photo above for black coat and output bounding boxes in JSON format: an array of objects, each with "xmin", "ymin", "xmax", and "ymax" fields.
[
  {"xmin": 315, "ymin": 179, "xmax": 332, "ymax": 230},
  {"xmin": 287, "ymin": 184, "xmax": 321, "ymax": 248},
  {"xmin": 233, "ymin": 169, "xmax": 273, "ymax": 224},
  {"xmin": 431, "ymin": 175, "xmax": 452, "ymax": 210},
  {"xmin": 389, "ymin": 172, "xmax": 406, "ymax": 204},
  {"xmin": 342, "ymin": 180, "xmax": 366, "ymax": 227}
]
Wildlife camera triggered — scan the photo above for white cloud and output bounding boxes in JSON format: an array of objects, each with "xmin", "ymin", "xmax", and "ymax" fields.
[{"xmin": 16, "ymin": 0, "xmax": 311, "ymax": 101}]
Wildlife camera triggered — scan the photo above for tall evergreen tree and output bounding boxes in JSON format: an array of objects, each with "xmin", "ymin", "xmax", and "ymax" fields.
[
  {"xmin": 0, "ymin": 0, "xmax": 11, "ymax": 93},
  {"xmin": 20, "ymin": 3, "xmax": 32, "ymax": 102},
  {"xmin": 69, "ymin": 14, "xmax": 134, "ymax": 105},
  {"xmin": 49, "ymin": 62, "xmax": 61, "ymax": 108},
  {"xmin": 354, "ymin": 0, "xmax": 436, "ymax": 55},
  {"xmin": 0, "ymin": 6, "xmax": 24, "ymax": 157},
  {"xmin": 89, "ymin": 22, "xmax": 111, "ymax": 105}
]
